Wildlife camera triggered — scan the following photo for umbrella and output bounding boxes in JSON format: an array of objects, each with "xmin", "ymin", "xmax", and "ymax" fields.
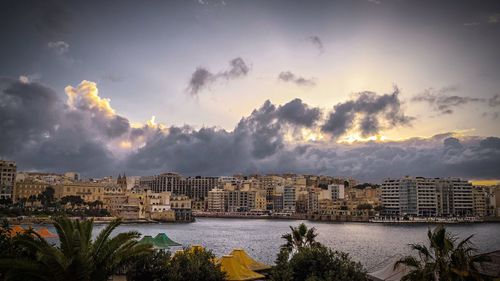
[
  {"xmin": 230, "ymin": 248, "xmax": 271, "ymax": 271},
  {"xmin": 154, "ymin": 233, "xmax": 181, "ymax": 248},
  {"xmin": 36, "ymin": 227, "xmax": 57, "ymax": 238},
  {"xmin": 219, "ymin": 255, "xmax": 265, "ymax": 281}
]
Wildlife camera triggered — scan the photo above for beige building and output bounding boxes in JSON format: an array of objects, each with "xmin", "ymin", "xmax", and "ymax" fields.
[
  {"xmin": 472, "ymin": 187, "xmax": 487, "ymax": 217},
  {"xmin": 13, "ymin": 180, "xmax": 51, "ymax": 203},
  {"xmin": 54, "ymin": 182, "xmax": 106, "ymax": 202},
  {"xmin": 254, "ymin": 190, "xmax": 267, "ymax": 211},
  {"xmin": 207, "ymin": 188, "xmax": 226, "ymax": 212}
]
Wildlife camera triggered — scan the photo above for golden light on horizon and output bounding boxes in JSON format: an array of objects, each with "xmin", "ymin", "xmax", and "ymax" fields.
[{"xmin": 470, "ymin": 179, "xmax": 500, "ymax": 186}]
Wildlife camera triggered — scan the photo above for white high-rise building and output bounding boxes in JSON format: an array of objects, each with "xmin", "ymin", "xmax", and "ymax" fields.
[{"xmin": 381, "ymin": 176, "xmax": 473, "ymax": 217}]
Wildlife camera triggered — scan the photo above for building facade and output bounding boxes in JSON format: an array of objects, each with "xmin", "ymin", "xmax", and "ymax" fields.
[
  {"xmin": 0, "ymin": 160, "xmax": 16, "ymax": 200},
  {"xmin": 381, "ymin": 176, "xmax": 473, "ymax": 217}
]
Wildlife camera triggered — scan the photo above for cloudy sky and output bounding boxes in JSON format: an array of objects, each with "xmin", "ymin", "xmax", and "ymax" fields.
[{"xmin": 1, "ymin": 0, "xmax": 499, "ymax": 182}]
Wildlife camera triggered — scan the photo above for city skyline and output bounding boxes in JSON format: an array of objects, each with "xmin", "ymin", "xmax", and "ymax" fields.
[{"xmin": 1, "ymin": 0, "xmax": 500, "ymax": 181}]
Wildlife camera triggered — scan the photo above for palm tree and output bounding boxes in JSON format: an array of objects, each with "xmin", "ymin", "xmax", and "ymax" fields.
[
  {"xmin": 395, "ymin": 225, "xmax": 483, "ymax": 281},
  {"xmin": 281, "ymin": 223, "xmax": 320, "ymax": 254},
  {"xmin": 0, "ymin": 217, "xmax": 153, "ymax": 281}
]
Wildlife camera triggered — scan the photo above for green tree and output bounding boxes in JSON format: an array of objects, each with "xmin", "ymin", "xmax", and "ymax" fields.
[
  {"xmin": 281, "ymin": 223, "xmax": 320, "ymax": 254},
  {"xmin": 126, "ymin": 250, "xmax": 171, "ymax": 281},
  {"xmin": 166, "ymin": 247, "xmax": 225, "ymax": 281},
  {"xmin": 60, "ymin": 195, "xmax": 84, "ymax": 208},
  {"xmin": 395, "ymin": 225, "xmax": 484, "ymax": 281},
  {"xmin": 0, "ymin": 217, "xmax": 153, "ymax": 281},
  {"xmin": 272, "ymin": 224, "xmax": 367, "ymax": 281},
  {"xmin": 37, "ymin": 186, "xmax": 55, "ymax": 208}
]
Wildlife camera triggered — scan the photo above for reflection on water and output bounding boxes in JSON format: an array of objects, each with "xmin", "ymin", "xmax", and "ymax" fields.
[{"xmin": 47, "ymin": 218, "xmax": 500, "ymax": 270}]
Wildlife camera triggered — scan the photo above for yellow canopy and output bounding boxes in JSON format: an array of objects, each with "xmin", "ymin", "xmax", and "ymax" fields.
[
  {"xmin": 230, "ymin": 249, "xmax": 271, "ymax": 271},
  {"xmin": 219, "ymin": 255, "xmax": 265, "ymax": 281}
]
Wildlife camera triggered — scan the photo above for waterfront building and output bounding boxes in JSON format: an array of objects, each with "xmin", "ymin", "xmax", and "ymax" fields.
[
  {"xmin": 139, "ymin": 173, "xmax": 217, "ymax": 201},
  {"xmin": 485, "ymin": 186, "xmax": 500, "ymax": 217},
  {"xmin": 171, "ymin": 195, "xmax": 193, "ymax": 221},
  {"xmin": 272, "ymin": 194, "xmax": 283, "ymax": 211},
  {"xmin": 191, "ymin": 200, "xmax": 207, "ymax": 212},
  {"xmin": 307, "ymin": 188, "xmax": 320, "ymax": 213},
  {"xmin": 0, "ymin": 160, "xmax": 16, "ymax": 200},
  {"xmin": 472, "ymin": 187, "xmax": 487, "ymax": 217},
  {"xmin": 282, "ymin": 185, "xmax": 296, "ymax": 212},
  {"xmin": 294, "ymin": 191, "xmax": 309, "ymax": 213},
  {"xmin": 207, "ymin": 188, "xmax": 226, "ymax": 212},
  {"xmin": 381, "ymin": 176, "xmax": 473, "ymax": 217},
  {"xmin": 54, "ymin": 182, "xmax": 106, "ymax": 203},
  {"xmin": 12, "ymin": 180, "xmax": 50, "ymax": 204},
  {"xmin": 226, "ymin": 190, "xmax": 256, "ymax": 212},
  {"xmin": 254, "ymin": 190, "xmax": 267, "ymax": 211}
]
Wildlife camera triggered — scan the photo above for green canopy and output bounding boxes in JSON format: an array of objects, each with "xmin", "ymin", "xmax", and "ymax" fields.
[
  {"xmin": 154, "ymin": 233, "xmax": 181, "ymax": 247},
  {"xmin": 138, "ymin": 235, "xmax": 156, "ymax": 247}
]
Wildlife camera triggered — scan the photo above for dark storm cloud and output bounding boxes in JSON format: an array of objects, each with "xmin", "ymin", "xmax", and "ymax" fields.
[
  {"xmin": 322, "ymin": 87, "xmax": 414, "ymax": 138},
  {"xmin": 307, "ymin": 36, "xmax": 324, "ymax": 54},
  {"xmin": 126, "ymin": 126, "xmax": 500, "ymax": 181},
  {"xmin": 276, "ymin": 98, "xmax": 321, "ymax": 127},
  {"xmin": 278, "ymin": 71, "xmax": 316, "ymax": 87},
  {"xmin": 0, "ymin": 78, "xmax": 123, "ymax": 175},
  {"xmin": 2, "ymin": 77, "xmax": 499, "ymax": 181},
  {"xmin": 413, "ymin": 88, "xmax": 500, "ymax": 114},
  {"xmin": 187, "ymin": 57, "xmax": 250, "ymax": 95}
]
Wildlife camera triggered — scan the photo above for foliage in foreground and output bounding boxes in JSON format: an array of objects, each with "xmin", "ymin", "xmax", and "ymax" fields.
[
  {"xmin": 0, "ymin": 218, "xmax": 153, "ymax": 281},
  {"xmin": 127, "ymin": 247, "xmax": 225, "ymax": 281},
  {"xmin": 271, "ymin": 223, "xmax": 367, "ymax": 281},
  {"xmin": 395, "ymin": 225, "xmax": 487, "ymax": 281}
]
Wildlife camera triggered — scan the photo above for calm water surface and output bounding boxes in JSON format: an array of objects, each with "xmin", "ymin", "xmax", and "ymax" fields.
[{"xmin": 47, "ymin": 218, "xmax": 500, "ymax": 270}]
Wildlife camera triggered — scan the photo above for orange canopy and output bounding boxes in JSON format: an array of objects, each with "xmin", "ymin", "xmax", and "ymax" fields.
[
  {"xmin": 8, "ymin": 225, "xmax": 25, "ymax": 237},
  {"xmin": 36, "ymin": 227, "xmax": 57, "ymax": 238}
]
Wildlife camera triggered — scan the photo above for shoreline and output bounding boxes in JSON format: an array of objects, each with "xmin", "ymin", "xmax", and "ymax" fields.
[{"xmin": 3, "ymin": 214, "xmax": 500, "ymax": 225}]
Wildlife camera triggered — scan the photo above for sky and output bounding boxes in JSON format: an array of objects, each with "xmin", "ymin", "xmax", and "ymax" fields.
[{"xmin": 1, "ymin": 0, "xmax": 499, "ymax": 182}]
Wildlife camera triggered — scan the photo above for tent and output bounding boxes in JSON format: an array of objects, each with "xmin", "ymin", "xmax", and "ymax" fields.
[
  {"xmin": 230, "ymin": 249, "xmax": 271, "ymax": 271},
  {"xmin": 138, "ymin": 235, "xmax": 157, "ymax": 247},
  {"xmin": 368, "ymin": 257, "xmax": 411, "ymax": 281},
  {"xmin": 219, "ymin": 255, "xmax": 265, "ymax": 281},
  {"xmin": 36, "ymin": 227, "xmax": 57, "ymax": 238},
  {"xmin": 153, "ymin": 233, "xmax": 181, "ymax": 248}
]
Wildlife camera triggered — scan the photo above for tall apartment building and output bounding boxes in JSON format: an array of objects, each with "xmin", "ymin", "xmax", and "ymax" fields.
[
  {"xmin": 283, "ymin": 186, "xmax": 296, "ymax": 212},
  {"xmin": 139, "ymin": 173, "xmax": 217, "ymax": 200},
  {"xmin": 226, "ymin": 190, "xmax": 256, "ymax": 212},
  {"xmin": 0, "ymin": 160, "xmax": 16, "ymax": 200},
  {"xmin": 207, "ymin": 188, "xmax": 226, "ymax": 212},
  {"xmin": 381, "ymin": 176, "xmax": 473, "ymax": 217},
  {"xmin": 472, "ymin": 187, "xmax": 487, "ymax": 217}
]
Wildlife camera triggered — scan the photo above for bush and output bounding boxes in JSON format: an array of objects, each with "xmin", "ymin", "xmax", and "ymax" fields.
[
  {"xmin": 127, "ymin": 247, "xmax": 225, "ymax": 281},
  {"xmin": 272, "ymin": 245, "xmax": 367, "ymax": 281}
]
